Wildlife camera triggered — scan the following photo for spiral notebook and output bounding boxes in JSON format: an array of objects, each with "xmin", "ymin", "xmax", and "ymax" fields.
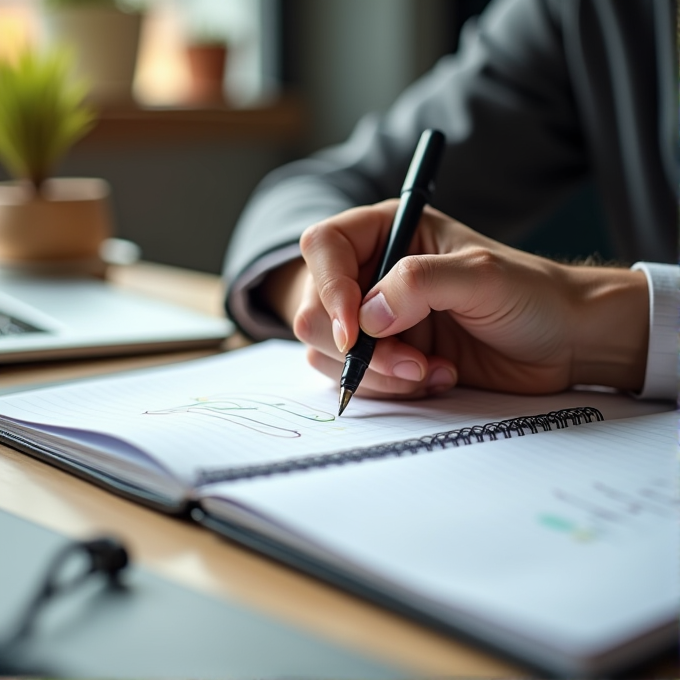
[{"xmin": 0, "ymin": 340, "xmax": 676, "ymax": 677}]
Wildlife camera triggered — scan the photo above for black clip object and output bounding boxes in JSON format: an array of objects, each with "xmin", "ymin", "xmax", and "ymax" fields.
[{"xmin": 0, "ymin": 535, "xmax": 130, "ymax": 666}]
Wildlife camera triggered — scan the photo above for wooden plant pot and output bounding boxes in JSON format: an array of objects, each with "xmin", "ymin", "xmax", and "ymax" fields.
[{"xmin": 0, "ymin": 178, "xmax": 113, "ymax": 274}]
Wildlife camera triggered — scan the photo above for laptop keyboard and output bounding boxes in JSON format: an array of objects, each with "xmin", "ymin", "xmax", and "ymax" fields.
[{"xmin": 0, "ymin": 312, "xmax": 45, "ymax": 336}]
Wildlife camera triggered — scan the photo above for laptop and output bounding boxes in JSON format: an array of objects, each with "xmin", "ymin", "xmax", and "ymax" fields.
[{"xmin": 0, "ymin": 275, "xmax": 233, "ymax": 363}]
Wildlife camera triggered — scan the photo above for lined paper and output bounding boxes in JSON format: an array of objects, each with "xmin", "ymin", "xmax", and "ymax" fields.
[
  {"xmin": 0, "ymin": 340, "xmax": 672, "ymax": 494},
  {"xmin": 202, "ymin": 410, "xmax": 679, "ymax": 662}
]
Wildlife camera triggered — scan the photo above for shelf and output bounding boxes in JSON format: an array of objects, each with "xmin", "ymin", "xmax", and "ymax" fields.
[{"xmin": 78, "ymin": 94, "xmax": 306, "ymax": 147}]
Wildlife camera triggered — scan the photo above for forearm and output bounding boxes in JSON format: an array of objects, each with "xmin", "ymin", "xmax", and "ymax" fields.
[
  {"xmin": 224, "ymin": 244, "xmax": 301, "ymax": 341},
  {"xmin": 260, "ymin": 257, "xmax": 308, "ymax": 330}
]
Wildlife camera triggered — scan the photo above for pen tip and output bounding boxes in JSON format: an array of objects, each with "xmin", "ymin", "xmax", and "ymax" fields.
[{"xmin": 338, "ymin": 387, "xmax": 354, "ymax": 416}]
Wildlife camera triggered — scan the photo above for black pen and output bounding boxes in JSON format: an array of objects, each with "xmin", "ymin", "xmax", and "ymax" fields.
[{"xmin": 338, "ymin": 129, "xmax": 446, "ymax": 416}]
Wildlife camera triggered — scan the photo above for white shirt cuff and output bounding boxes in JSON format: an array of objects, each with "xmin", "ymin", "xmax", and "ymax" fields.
[{"xmin": 630, "ymin": 262, "xmax": 679, "ymax": 401}]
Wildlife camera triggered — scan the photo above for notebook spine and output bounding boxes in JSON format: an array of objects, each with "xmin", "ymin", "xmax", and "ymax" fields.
[{"xmin": 195, "ymin": 406, "xmax": 604, "ymax": 486}]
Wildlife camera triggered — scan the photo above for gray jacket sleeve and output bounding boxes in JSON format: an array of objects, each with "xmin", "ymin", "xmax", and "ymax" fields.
[{"xmin": 223, "ymin": 0, "xmax": 675, "ymax": 339}]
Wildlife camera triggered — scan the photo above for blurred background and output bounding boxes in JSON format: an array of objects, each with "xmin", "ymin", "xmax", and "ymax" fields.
[{"xmin": 0, "ymin": 0, "xmax": 608, "ymax": 274}]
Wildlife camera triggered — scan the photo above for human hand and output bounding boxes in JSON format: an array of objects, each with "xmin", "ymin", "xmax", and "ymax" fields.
[{"xmin": 284, "ymin": 200, "xmax": 649, "ymax": 399}]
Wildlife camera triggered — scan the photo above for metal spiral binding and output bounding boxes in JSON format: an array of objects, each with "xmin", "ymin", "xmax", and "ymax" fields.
[{"xmin": 196, "ymin": 406, "xmax": 604, "ymax": 486}]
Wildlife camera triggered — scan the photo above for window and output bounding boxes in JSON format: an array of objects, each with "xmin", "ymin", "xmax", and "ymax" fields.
[{"xmin": 0, "ymin": 0, "xmax": 281, "ymax": 107}]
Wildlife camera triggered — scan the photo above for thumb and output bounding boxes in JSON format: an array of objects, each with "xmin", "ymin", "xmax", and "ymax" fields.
[
  {"xmin": 359, "ymin": 250, "xmax": 509, "ymax": 337},
  {"xmin": 359, "ymin": 254, "xmax": 443, "ymax": 337}
]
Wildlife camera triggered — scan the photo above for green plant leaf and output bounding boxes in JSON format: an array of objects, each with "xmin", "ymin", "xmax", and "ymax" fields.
[{"xmin": 0, "ymin": 48, "xmax": 95, "ymax": 191}]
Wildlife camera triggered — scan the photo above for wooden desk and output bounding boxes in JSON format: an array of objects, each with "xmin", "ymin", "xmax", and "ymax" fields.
[{"xmin": 0, "ymin": 262, "xmax": 675, "ymax": 677}]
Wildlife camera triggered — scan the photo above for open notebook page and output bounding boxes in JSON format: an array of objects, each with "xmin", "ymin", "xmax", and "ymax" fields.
[
  {"xmin": 199, "ymin": 410, "xmax": 679, "ymax": 677},
  {"xmin": 0, "ymin": 341, "xmax": 672, "ymax": 500}
]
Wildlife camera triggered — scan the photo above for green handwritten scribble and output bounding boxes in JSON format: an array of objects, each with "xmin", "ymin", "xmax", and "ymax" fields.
[
  {"xmin": 538, "ymin": 514, "xmax": 596, "ymax": 543},
  {"xmin": 144, "ymin": 394, "xmax": 335, "ymax": 438},
  {"xmin": 539, "ymin": 514, "xmax": 575, "ymax": 532}
]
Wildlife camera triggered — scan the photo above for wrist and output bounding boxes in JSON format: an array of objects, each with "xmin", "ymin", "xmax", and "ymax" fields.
[
  {"xmin": 259, "ymin": 258, "xmax": 308, "ymax": 329},
  {"xmin": 567, "ymin": 265, "xmax": 649, "ymax": 391}
]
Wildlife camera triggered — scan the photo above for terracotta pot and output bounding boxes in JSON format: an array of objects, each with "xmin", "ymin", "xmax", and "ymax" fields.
[
  {"xmin": 185, "ymin": 44, "xmax": 227, "ymax": 105},
  {"xmin": 0, "ymin": 178, "xmax": 113, "ymax": 269}
]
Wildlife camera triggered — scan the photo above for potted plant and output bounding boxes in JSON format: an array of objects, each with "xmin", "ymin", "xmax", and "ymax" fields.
[
  {"xmin": 0, "ymin": 48, "xmax": 113, "ymax": 272},
  {"xmin": 41, "ymin": 0, "xmax": 143, "ymax": 105}
]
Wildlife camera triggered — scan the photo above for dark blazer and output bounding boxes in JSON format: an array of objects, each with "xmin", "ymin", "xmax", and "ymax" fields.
[{"xmin": 224, "ymin": 0, "xmax": 677, "ymax": 339}]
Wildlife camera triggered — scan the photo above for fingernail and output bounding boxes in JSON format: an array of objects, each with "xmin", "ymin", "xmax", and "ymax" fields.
[
  {"xmin": 359, "ymin": 292, "xmax": 395, "ymax": 335},
  {"xmin": 393, "ymin": 360, "xmax": 424, "ymax": 381},
  {"xmin": 332, "ymin": 318, "xmax": 347, "ymax": 352},
  {"xmin": 426, "ymin": 367, "xmax": 456, "ymax": 393}
]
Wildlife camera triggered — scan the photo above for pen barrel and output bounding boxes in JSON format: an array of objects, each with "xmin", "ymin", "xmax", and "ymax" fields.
[
  {"xmin": 401, "ymin": 129, "xmax": 445, "ymax": 194},
  {"xmin": 371, "ymin": 189, "xmax": 427, "ymax": 287},
  {"xmin": 338, "ymin": 129, "xmax": 445, "ymax": 406},
  {"xmin": 340, "ymin": 330, "xmax": 377, "ymax": 391},
  {"xmin": 369, "ymin": 130, "xmax": 444, "ymax": 288}
]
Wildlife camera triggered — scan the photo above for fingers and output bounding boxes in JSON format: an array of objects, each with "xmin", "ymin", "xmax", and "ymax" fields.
[
  {"xmin": 293, "ymin": 201, "xmax": 583, "ymax": 399},
  {"xmin": 307, "ymin": 344, "xmax": 458, "ymax": 399},
  {"xmin": 293, "ymin": 273, "xmax": 457, "ymax": 397},
  {"xmin": 300, "ymin": 201, "xmax": 400, "ymax": 352},
  {"xmin": 301, "ymin": 202, "xmax": 509, "ymax": 345}
]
